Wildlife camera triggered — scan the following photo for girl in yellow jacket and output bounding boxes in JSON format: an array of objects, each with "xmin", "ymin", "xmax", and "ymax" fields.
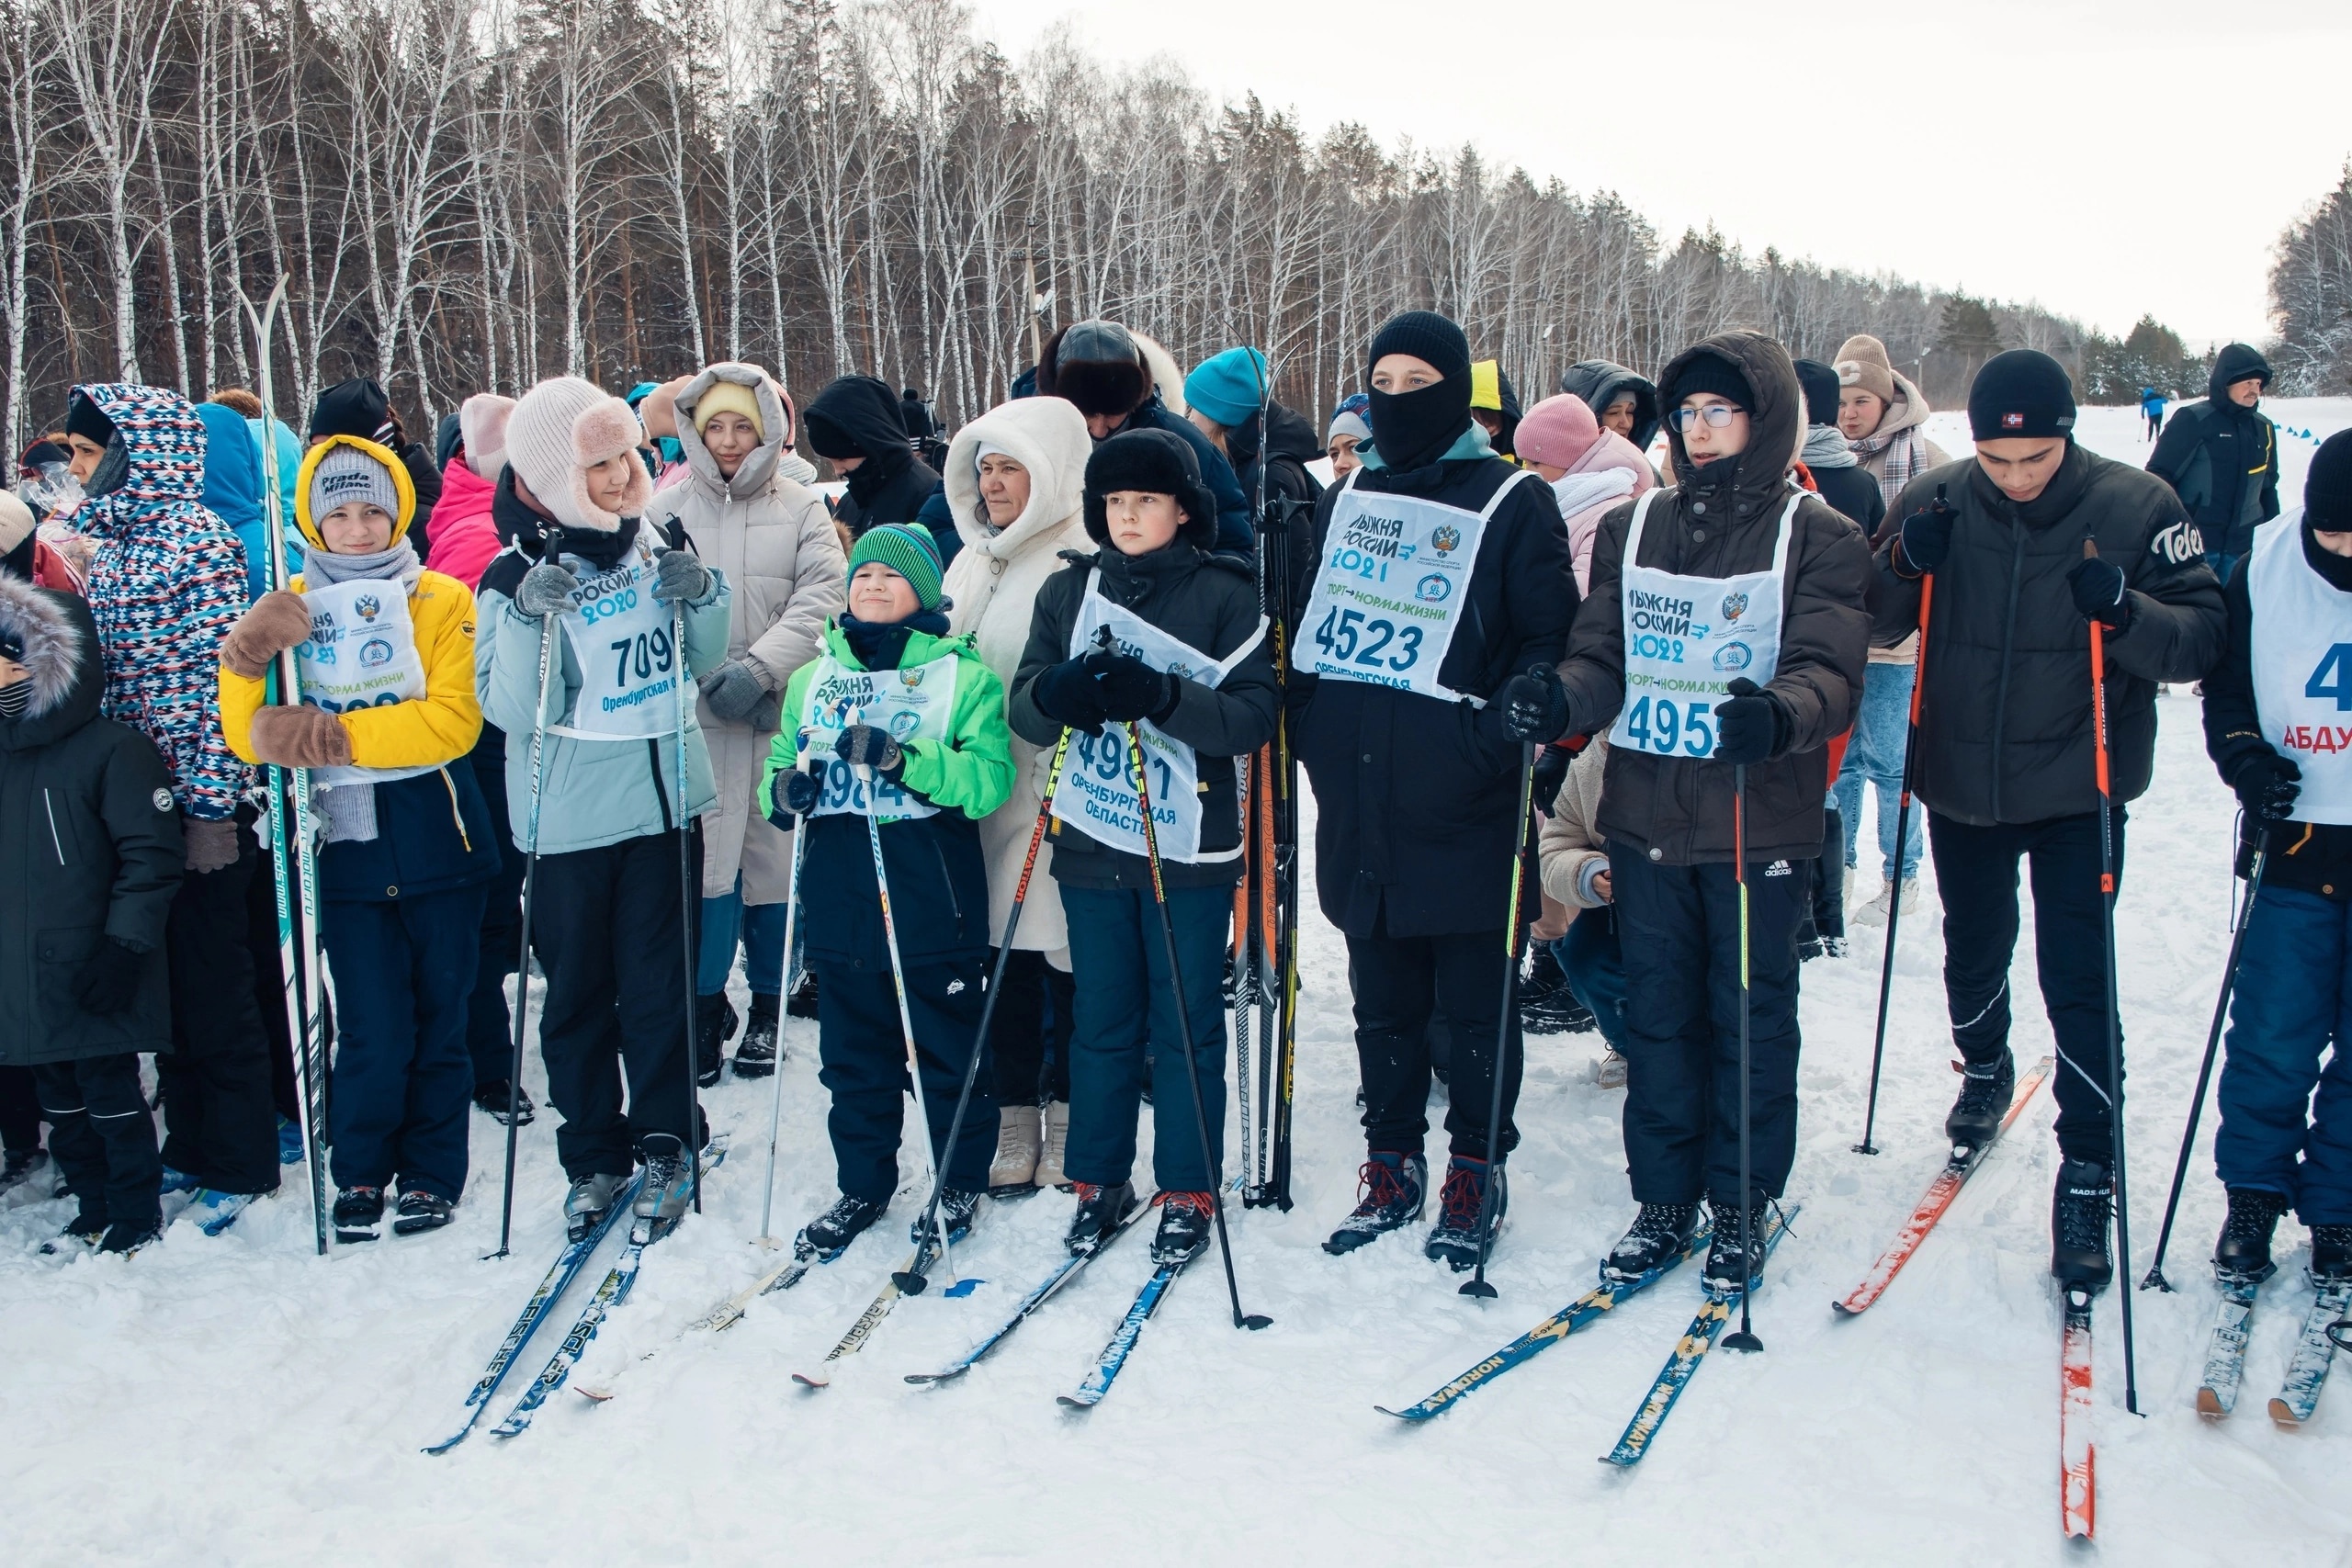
[{"xmin": 217, "ymin": 435, "xmax": 501, "ymax": 1244}]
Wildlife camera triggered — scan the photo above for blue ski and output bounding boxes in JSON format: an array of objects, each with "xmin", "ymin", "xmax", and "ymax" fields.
[
  {"xmin": 1057, "ymin": 1258, "xmax": 1188, "ymax": 1409},
  {"xmin": 1601, "ymin": 1205, "xmax": 1799, "ymax": 1467},
  {"xmin": 2195, "ymin": 1273, "xmax": 2261, "ymax": 1417},
  {"xmin": 2269, "ymin": 1280, "xmax": 2352, "ymax": 1426},
  {"xmin": 423, "ymin": 1170, "xmax": 645, "ymax": 1452},
  {"xmin": 1377, "ymin": 1222, "xmax": 1713, "ymax": 1421},
  {"xmin": 908, "ymin": 1200, "xmax": 1151, "ymax": 1387}
]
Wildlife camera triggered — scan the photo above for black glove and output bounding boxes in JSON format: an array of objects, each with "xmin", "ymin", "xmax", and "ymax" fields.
[
  {"xmin": 1713, "ymin": 677, "xmax": 1785, "ymax": 767},
  {"xmin": 1894, "ymin": 486, "xmax": 1956, "ymax": 577},
  {"xmin": 1532, "ymin": 743, "xmax": 1571, "ymax": 817},
  {"xmin": 1083, "ymin": 649, "xmax": 1178, "ymax": 725},
  {"xmin": 71, "ymin": 938, "xmax": 148, "ymax": 1017},
  {"xmin": 2067, "ymin": 555, "xmax": 2132, "ymax": 631},
  {"xmin": 1030, "ymin": 656, "xmax": 1109, "ymax": 736},
  {"xmin": 2230, "ymin": 750, "xmax": 2301, "ymax": 822},
  {"xmin": 835, "ymin": 723, "xmax": 906, "ymax": 781},
  {"xmin": 1500, "ymin": 663, "xmax": 1571, "ymax": 744}
]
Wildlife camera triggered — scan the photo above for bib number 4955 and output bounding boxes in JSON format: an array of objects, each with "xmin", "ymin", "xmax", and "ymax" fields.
[
  {"xmin": 1623, "ymin": 694, "xmax": 1716, "ymax": 757},
  {"xmin": 1313, "ymin": 606, "xmax": 1424, "ymax": 672}
]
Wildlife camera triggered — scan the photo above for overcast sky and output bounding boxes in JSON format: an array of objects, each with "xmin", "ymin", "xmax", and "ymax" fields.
[{"xmin": 967, "ymin": 0, "xmax": 2351, "ymax": 349}]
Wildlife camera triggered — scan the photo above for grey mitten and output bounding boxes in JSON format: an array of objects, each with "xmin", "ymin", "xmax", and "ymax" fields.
[
  {"xmin": 183, "ymin": 816, "xmax": 242, "ymax": 875},
  {"xmin": 514, "ymin": 561, "xmax": 580, "ymax": 618},
  {"xmin": 699, "ymin": 659, "xmax": 772, "ymax": 724},
  {"xmin": 650, "ymin": 546, "xmax": 713, "ymax": 604}
]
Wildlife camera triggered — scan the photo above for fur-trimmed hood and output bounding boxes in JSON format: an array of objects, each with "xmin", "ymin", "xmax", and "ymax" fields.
[
  {"xmin": 0, "ymin": 575, "xmax": 99, "ymax": 748},
  {"xmin": 942, "ymin": 395, "xmax": 1092, "ymax": 563},
  {"xmin": 674, "ymin": 363, "xmax": 798, "ymax": 502}
]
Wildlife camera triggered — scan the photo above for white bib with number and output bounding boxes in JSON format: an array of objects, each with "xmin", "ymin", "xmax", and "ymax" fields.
[
  {"xmin": 554, "ymin": 543, "xmax": 681, "ymax": 741},
  {"xmin": 797, "ymin": 649, "xmax": 963, "ymax": 820},
  {"xmin": 294, "ymin": 576, "xmax": 435, "ymax": 787},
  {"xmin": 1050, "ymin": 570, "xmax": 1263, "ymax": 863},
  {"xmin": 1610, "ymin": 488, "xmax": 1799, "ymax": 761},
  {"xmin": 2249, "ymin": 513, "xmax": 2352, "ymax": 824},
  {"xmin": 1293, "ymin": 467, "xmax": 1537, "ymax": 705}
]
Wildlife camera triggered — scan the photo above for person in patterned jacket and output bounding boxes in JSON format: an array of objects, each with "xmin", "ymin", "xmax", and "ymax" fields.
[{"xmin": 62, "ymin": 382, "xmax": 279, "ymax": 1226}]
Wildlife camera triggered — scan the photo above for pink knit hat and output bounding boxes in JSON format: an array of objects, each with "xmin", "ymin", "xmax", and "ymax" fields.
[
  {"xmin": 503, "ymin": 376, "xmax": 650, "ymax": 533},
  {"xmin": 1513, "ymin": 393, "xmax": 1601, "ymax": 469}
]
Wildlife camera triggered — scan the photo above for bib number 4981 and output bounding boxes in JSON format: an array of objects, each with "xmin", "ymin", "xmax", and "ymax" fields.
[
  {"xmin": 1313, "ymin": 606, "xmax": 1424, "ymax": 672},
  {"xmin": 1623, "ymin": 694, "xmax": 1716, "ymax": 757}
]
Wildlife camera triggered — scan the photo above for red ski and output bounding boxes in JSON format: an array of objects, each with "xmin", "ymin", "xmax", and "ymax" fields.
[
  {"xmin": 2061, "ymin": 1286, "xmax": 2097, "ymax": 1540},
  {"xmin": 1834, "ymin": 1056, "xmax": 2052, "ymax": 1315}
]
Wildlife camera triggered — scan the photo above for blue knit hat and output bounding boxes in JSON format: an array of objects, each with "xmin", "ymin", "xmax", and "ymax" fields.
[
  {"xmin": 847, "ymin": 523, "xmax": 944, "ymax": 612},
  {"xmin": 1184, "ymin": 347, "xmax": 1271, "ymax": 429}
]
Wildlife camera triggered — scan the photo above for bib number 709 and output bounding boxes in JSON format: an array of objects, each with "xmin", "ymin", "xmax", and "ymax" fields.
[
  {"xmin": 1623, "ymin": 694, "xmax": 1716, "ymax": 758},
  {"xmin": 609, "ymin": 626, "xmax": 675, "ymax": 688},
  {"xmin": 1313, "ymin": 606, "xmax": 1423, "ymax": 672}
]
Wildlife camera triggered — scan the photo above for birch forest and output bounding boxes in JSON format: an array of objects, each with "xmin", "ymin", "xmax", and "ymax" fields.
[{"xmin": 0, "ymin": 0, "xmax": 2211, "ymax": 457}]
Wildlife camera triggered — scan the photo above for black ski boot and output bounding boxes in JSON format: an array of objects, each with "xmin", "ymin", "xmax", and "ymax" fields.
[
  {"xmin": 0, "ymin": 1146, "xmax": 46, "ymax": 1196},
  {"xmin": 333, "ymin": 1186, "xmax": 385, "ymax": 1244},
  {"xmin": 1945, "ymin": 1052, "xmax": 2013, "ymax": 1151},
  {"xmin": 786, "ymin": 971, "xmax": 820, "ymax": 1020},
  {"xmin": 1424, "ymin": 1156, "xmax": 1506, "ymax": 1271},
  {"xmin": 564, "ymin": 1170, "xmax": 630, "ymax": 1243},
  {"xmin": 40, "ymin": 1208, "xmax": 106, "ymax": 1254},
  {"xmin": 2051, "ymin": 1158, "xmax": 2114, "ymax": 1292},
  {"xmin": 799, "ymin": 1193, "xmax": 885, "ymax": 1258},
  {"xmin": 1604, "ymin": 1201, "xmax": 1702, "ymax": 1281},
  {"xmin": 1323, "ymin": 1150, "xmax": 1427, "ymax": 1255},
  {"xmin": 1151, "ymin": 1190, "xmax": 1216, "ymax": 1265},
  {"xmin": 912, "ymin": 1188, "xmax": 982, "ymax": 1248},
  {"xmin": 2311, "ymin": 1224, "xmax": 2352, "ymax": 1284},
  {"xmin": 1517, "ymin": 947, "xmax": 1583, "ymax": 1034},
  {"xmin": 1702, "ymin": 1197, "xmax": 1773, "ymax": 1294},
  {"xmin": 732, "ymin": 993, "xmax": 782, "ymax": 1077},
  {"xmin": 473, "ymin": 1078, "xmax": 536, "ymax": 1126},
  {"xmin": 98, "ymin": 1217, "xmax": 162, "ymax": 1256},
  {"xmin": 2212, "ymin": 1187, "xmax": 2290, "ymax": 1283},
  {"xmin": 695, "ymin": 996, "xmax": 736, "ymax": 1089},
  {"xmin": 393, "ymin": 1190, "xmax": 455, "ymax": 1237},
  {"xmin": 1065, "ymin": 1180, "xmax": 1137, "ymax": 1257}
]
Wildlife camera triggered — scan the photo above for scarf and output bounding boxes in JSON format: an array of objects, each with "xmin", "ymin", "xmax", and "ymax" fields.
[
  {"xmin": 1363, "ymin": 378, "xmax": 1476, "ymax": 475},
  {"xmin": 1549, "ymin": 468, "xmax": 1636, "ymax": 518},
  {"xmin": 300, "ymin": 538, "xmax": 423, "ymax": 591},
  {"xmin": 1850, "ymin": 414, "xmax": 1930, "ymax": 508},
  {"xmin": 841, "ymin": 608, "xmax": 950, "ymax": 672},
  {"xmin": 1802, "ymin": 424, "xmax": 1857, "ymax": 469}
]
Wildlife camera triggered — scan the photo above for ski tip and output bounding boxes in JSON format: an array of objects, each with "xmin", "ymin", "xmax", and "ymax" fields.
[
  {"xmin": 902, "ymin": 1371, "xmax": 948, "ymax": 1386},
  {"xmin": 1055, "ymin": 1393, "xmax": 1097, "ymax": 1411},
  {"xmin": 2267, "ymin": 1398, "xmax": 2303, "ymax": 1427},
  {"xmin": 1830, "ymin": 1298, "xmax": 1865, "ymax": 1317},
  {"xmin": 1373, "ymin": 1404, "xmax": 1428, "ymax": 1423},
  {"xmin": 791, "ymin": 1371, "xmax": 831, "ymax": 1389},
  {"xmin": 575, "ymin": 1385, "xmax": 613, "ymax": 1403},
  {"xmin": 2195, "ymin": 1387, "xmax": 2226, "ymax": 1418}
]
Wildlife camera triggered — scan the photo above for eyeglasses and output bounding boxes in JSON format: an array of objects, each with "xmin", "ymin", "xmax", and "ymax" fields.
[{"xmin": 1668, "ymin": 405, "xmax": 1742, "ymax": 433}]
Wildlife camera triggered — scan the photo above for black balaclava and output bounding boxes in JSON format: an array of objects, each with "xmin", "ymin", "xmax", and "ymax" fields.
[{"xmin": 1364, "ymin": 310, "xmax": 1474, "ymax": 474}]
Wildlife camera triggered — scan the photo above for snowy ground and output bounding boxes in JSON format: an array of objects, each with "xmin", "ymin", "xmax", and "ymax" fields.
[{"xmin": 8, "ymin": 404, "xmax": 2352, "ymax": 1567}]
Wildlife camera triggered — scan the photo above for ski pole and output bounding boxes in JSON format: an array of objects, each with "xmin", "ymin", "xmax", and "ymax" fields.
[
  {"xmin": 492, "ymin": 607, "xmax": 559, "ymax": 1260},
  {"xmin": 855, "ymin": 719, "xmax": 957, "ymax": 1285},
  {"xmin": 897, "ymin": 728, "xmax": 1077, "ymax": 1295},
  {"xmin": 1123, "ymin": 717, "xmax": 1272, "ymax": 1330},
  {"xmin": 755, "ymin": 744, "xmax": 824, "ymax": 1247},
  {"xmin": 2142, "ymin": 827, "xmax": 2270, "ymax": 1291},
  {"xmin": 673, "ymin": 592, "xmax": 703, "ymax": 1213},
  {"xmin": 1854, "ymin": 564, "xmax": 1935, "ymax": 1156},
  {"xmin": 2085, "ymin": 539, "xmax": 2141, "ymax": 1414},
  {"xmin": 1463, "ymin": 727, "xmax": 1541, "ymax": 1301},
  {"xmin": 239, "ymin": 277, "xmax": 330, "ymax": 1258},
  {"xmin": 1724, "ymin": 761, "xmax": 1764, "ymax": 1354}
]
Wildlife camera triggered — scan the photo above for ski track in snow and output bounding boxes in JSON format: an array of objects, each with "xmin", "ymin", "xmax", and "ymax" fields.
[{"xmin": 6, "ymin": 404, "xmax": 2352, "ymax": 1566}]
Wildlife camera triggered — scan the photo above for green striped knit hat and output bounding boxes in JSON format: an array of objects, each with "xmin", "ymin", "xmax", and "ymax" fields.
[{"xmin": 846, "ymin": 522, "xmax": 944, "ymax": 611}]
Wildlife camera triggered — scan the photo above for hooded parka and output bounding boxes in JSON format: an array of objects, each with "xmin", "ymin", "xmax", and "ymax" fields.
[
  {"xmin": 2147, "ymin": 343, "xmax": 2281, "ymax": 559},
  {"xmin": 0, "ymin": 580, "xmax": 183, "ymax": 1065},
  {"xmin": 1554, "ymin": 332, "xmax": 1873, "ymax": 866},
  {"xmin": 942, "ymin": 396, "xmax": 1095, "ymax": 950},
  {"xmin": 646, "ymin": 364, "xmax": 846, "ymax": 900}
]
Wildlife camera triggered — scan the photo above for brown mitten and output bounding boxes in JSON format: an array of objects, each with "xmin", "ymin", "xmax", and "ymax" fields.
[
  {"xmin": 220, "ymin": 591, "xmax": 314, "ymax": 679},
  {"xmin": 248, "ymin": 704, "xmax": 353, "ymax": 769}
]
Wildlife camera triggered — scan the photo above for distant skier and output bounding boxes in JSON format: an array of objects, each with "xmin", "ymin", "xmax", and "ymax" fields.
[
  {"xmin": 2149, "ymin": 344, "xmax": 2280, "ymax": 585},
  {"xmin": 2139, "ymin": 386, "xmax": 2166, "ymax": 443}
]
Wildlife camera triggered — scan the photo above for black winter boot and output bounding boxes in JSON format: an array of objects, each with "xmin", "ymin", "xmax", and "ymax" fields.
[
  {"xmin": 1151, "ymin": 1190, "xmax": 1216, "ymax": 1266},
  {"xmin": 1946, "ymin": 1052, "xmax": 2013, "ymax": 1151},
  {"xmin": 911, "ymin": 1188, "xmax": 982, "ymax": 1248},
  {"xmin": 695, "ymin": 995, "xmax": 736, "ymax": 1089},
  {"xmin": 1064, "ymin": 1180, "xmax": 1137, "ymax": 1257},
  {"xmin": 2051, "ymin": 1158, "xmax": 2114, "ymax": 1292},
  {"xmin": 1423, "ymin": 1156, "xmax": 1505, "ymax": 1271},
  {"xmin": 799, "ymin": 1193, "xmax": 885, "ymax": 1258},
  {"xmin": 786, "ymin": 971, "xmax": 820, "ymax": 1020},
  {"xmin": 732, "ymin": 993, "xmax": 782, "ymax": 1077},
  {"xmin": 1605, "ymin": 1202, "xmax": 1703, "ymax": 1281},
  {"xmin": 472, "ymin": 1078, "xmax": 536, "ymax": 1126},
  {"xmin": 1323, "ymin": 1151, "xmax": 1428, "ymax": 1255},
  {"xmin": 2310, "ymin": 1224, "xmax": 2352, "ymax": 1285},
  {"xmin": 2212, "ymin": 1187, "xmax": 2290, "ymax": 1283},
  {"xmin": 333, "ymin": 1186, "xmax": 385, "ymax": 1244},
  {"xmin": 1702, "ymin": 1197, "xmax": 1773, "ymax": 1294}
]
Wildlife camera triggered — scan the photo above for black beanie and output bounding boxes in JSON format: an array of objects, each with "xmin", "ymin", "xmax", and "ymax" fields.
[
  {"xmin": 1660, "ymin": 351, "xmax": 1755, "ymax": 413},
  {"xmin": 1082, "ymin": 428, "xmax": 1216, "ymax": 549},
  {"xmin": 1967, "ymin": 349, "xmax": 2075, "ymax": 442},
  {"xmin": 309, "ymin": 378, "xmax": 395, "ymax": 443},
  {"xmin": 1793, "ymin": 359, "xmax": 1842, "ymax": 428},
  {"xmin": 64, "ymin": 389, "xmax": 114, "ymax": 448},
  {"xmin": 1366, "ymin": 311, "xmax": 1471, "ymax": 384},
  {"xmin": 2309, "ymin": 431, "xmax": 2352, "ymax": 534}
]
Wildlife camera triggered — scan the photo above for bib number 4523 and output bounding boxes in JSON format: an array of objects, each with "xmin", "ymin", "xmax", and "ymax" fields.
[
  {"xmin": 1623, "ymin": 694, "xmax": 1716, "ymax": 758},
  {"xmin": 1313, "ymin": 606, "xmax": 1423, "ymax": 672}
]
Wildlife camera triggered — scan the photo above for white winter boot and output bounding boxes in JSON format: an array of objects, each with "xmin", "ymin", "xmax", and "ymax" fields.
[
  {"xmin": 988, "ymin": 1105, "xmax": 1041, "ymax": 1197},
  {"xmin": 1851, "ymin": 877, "xmax": 1919, "ymax": 927},
  {"xmin": 1035, "ymin": 1100, "xmax": 1072, "ymax": 1191}
]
